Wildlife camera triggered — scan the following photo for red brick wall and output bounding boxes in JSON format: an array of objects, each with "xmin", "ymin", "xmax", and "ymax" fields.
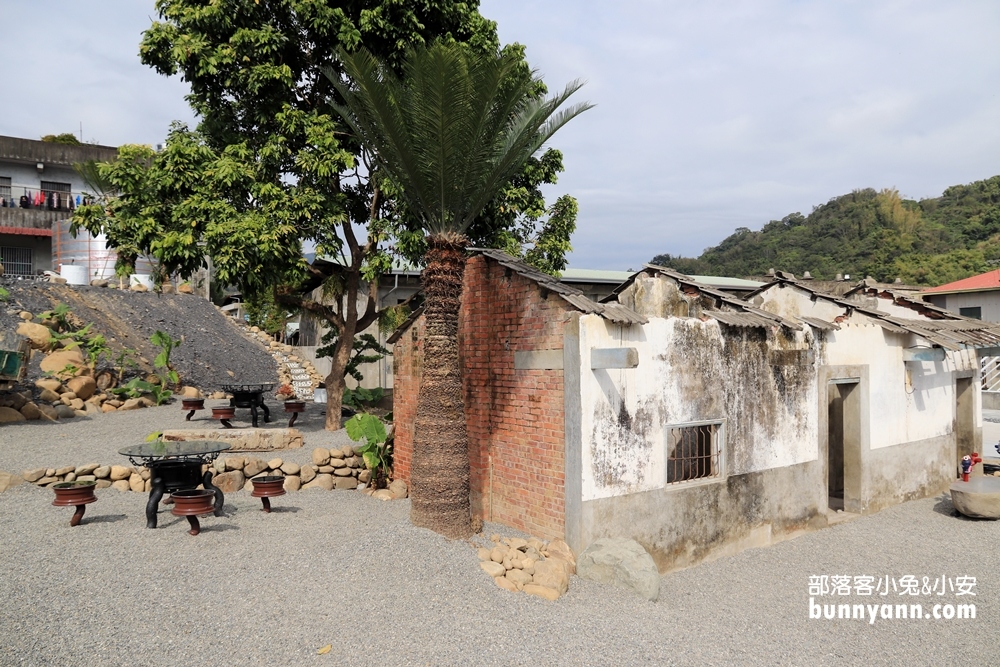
[{"xmin": 392, "ymin": 254, "xmax": 571, "ymax": 539}]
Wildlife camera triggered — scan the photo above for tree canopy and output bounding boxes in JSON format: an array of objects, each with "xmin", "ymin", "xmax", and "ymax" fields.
[{"xmin": 651, "ymin": 175, "xmax": 1000, "ymax": 285}]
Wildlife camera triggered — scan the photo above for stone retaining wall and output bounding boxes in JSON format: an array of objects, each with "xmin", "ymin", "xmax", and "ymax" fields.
[{"xmin": 15, "ymin": 446, "xmax": 409, "ymax": 499}]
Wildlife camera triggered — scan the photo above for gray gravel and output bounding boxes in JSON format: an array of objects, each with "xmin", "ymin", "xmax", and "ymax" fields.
[{"xmin": 0, "ymin": 407, "xmax": 996, "ymax": 666}]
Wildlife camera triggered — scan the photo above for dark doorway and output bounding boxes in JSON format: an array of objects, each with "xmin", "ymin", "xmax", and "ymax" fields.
[{"xmin": 828, "ymin": 380, "xmax": 860, "ymax": 512}]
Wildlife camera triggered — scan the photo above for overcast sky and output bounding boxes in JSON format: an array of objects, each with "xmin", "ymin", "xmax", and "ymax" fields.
[{"xmin": 2, "ymin": 1, "xmax": 997, "ymax": 270}]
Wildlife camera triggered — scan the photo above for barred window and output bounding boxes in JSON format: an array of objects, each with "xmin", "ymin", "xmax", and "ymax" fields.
[
  {"xmin": 0, "ymin": 176, "xmax": 10, "ymax": 199},
  {"xmin": 0, "ymin": 246, "xmax": 33, "ymax": 277},
  {"xmin": 666, "ymin": 421, "xmax": 724, "ymax": 485}
]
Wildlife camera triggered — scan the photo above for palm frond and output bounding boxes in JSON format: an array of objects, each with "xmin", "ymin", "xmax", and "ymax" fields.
[{"xmin": 328, "ymin": 43, "xmax": 592, "ymax": 238}]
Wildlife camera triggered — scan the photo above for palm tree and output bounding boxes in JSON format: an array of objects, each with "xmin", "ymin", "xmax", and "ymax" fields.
[{"xmin": 329, "ymin": 42, "xmax": 591, "ymax": 538}]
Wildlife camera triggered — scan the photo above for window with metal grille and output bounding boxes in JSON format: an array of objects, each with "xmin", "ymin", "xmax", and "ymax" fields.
[
  {"xmin": 666, "ymin": 420, "xmax": 724, "ymax": 485},
  {"xmin": 0, "ymin": 246, "xmax": 33, "ymax": 277},
  {"xmin": 0, "ymin": 176, "xmax": 10, "ymax": 199},
  {"xmin": 40, "ymin": 180, "xmax": 72, "ymax": 211}
]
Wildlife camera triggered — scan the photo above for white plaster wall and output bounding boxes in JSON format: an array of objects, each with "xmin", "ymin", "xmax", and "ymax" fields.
[
  {"xmin": 927, "ymin": 292, "xmax": 1000, "ymax": 323},
  {"xmin": 0, "ymin": 161, "xmax": 85, "ymax": 193},
  {"xmin": 577, "ymin": 314, "xmax": 819, "ymax": 502}
]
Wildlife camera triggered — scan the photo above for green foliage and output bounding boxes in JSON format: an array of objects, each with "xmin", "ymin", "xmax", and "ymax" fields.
[
  {"xmin": 151, "ymin": 330, "xmax": 181, "ymax": 386},
  {"xmin": 344, "ymin": 413, "xmax": 392, "ymax": 488},
  {"xmin": 245, "ymin": 289, "xmax": 287, "ymax": 336},
  {"xmin": 0, "ymin": 286, "xmax": 8, "ymax": 302},
  {"xmin": 113, "ymin": 347, "xmax": 139, "ymax": 385},
  {"xmin": 41, "ymin": 133, "xmax": 81, "ymax": 145},
  {"xmin": 39, "ymin": 303, "xmax": 74, "ymax": 333},
  {"xmin": 329, "ymin": 42, "xmax": 592, "ymax": 239},
  {"xmin": 342, "ymin": 385, "xmax": 385, "ymax": 412},
  {"xmin": 36, "ymin": 304, "xmax": 112, "ymax": 370},
  {"xmin": 651, "ymin": 176, "xmax": 1000, "ymax": 285},
  {"xmin": 109, "ymin": 378, "xmax": 173, "ymax": 405},
  {"xmin": 318, "ymin": 332, "xmax": 390, "ymax": 383}
]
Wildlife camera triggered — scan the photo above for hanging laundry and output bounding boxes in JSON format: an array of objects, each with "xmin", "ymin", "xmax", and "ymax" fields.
[{"xmin": 76, "ymin": 194, "xmax": 81, "ymax": 206}]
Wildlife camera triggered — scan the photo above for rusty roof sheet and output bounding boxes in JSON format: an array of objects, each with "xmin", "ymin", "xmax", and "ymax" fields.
[{"xmin": 470, "ymin": 248, "xmax": 647, "ymax": 324}]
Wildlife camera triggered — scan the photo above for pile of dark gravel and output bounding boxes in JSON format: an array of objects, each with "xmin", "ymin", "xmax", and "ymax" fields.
[{"xmin": 0, "ymin": 278, "xmax": 277, "ymax": 392}]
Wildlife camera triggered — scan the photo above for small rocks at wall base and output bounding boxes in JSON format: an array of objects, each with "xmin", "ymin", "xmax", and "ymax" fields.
[
  {"xmin": 495, "ymin": 576, "xmax": 519, "ymax": 593},
  {"xmin": 523, "ymin": 583, "xmax": 561, "ymax": 601},
  {"xmin": 577, "ymin": 538, "xmax": 660, "ymax": 602},
  {"xmin": 481, "ymin": 561, "xmax": 506, "ymax": 578},
  {"xmin": 0, "ymin": 407, "xmax": 27, "ymax": 423},
  {"xmin": 545, "ymin": 539, "xmax": 577, "ymax": 575}
]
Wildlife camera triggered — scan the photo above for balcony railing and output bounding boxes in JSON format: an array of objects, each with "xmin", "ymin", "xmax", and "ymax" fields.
[{"xmin": 0, "ymin": 184, "xmax": 95, "ymax": 213}]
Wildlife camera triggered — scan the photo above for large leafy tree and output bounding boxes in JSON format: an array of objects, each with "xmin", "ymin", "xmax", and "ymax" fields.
[
  {"xmin": 331, "ymin": 42, "xmax": 591, "ymax": 538},
  {"xmin": 73, "ymin": 0, "xmax": 579, "ymax": 429}
]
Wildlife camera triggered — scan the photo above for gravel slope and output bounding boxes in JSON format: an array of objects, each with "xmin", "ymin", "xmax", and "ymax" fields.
[
  {"xmin": 1, "ymin": 279, "xmax": 278, "ymax": 392},
  {"xmin": 0, "ymin": 408, "xmax": 995, "ymax": 666}
]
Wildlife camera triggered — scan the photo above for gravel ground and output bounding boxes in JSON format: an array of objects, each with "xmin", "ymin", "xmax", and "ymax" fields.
[
  {"xmin": 1, "ymin": 279, "xmax": 278, "ymax": 392},
  {"xmin": 0, "ymin": 407, "xmax": 996, "ymax": 666}
]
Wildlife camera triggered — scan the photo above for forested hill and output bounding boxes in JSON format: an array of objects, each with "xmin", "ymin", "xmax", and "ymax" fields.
[{"xmin": 651, "ymin": 175, "xmax": 1000, "ymax": 286}]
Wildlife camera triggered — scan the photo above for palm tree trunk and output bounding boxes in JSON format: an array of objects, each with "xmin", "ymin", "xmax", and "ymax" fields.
[{"xmin": 410, "ymin": 233, "xmax": 473, "ymax": 539}]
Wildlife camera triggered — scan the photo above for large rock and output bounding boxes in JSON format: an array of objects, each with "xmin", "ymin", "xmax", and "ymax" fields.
[
  {"xmin": 299, "ymin": 465, "xmax": 316, "ymax": 484},
  {"xmin": 224, "ymin": 456, "xmax": 246, "ymax": 471},
  {"xmin": 66, "ymin": 376, "xmax": 97, "ymax": 401},
  {"xmin": 109, "ymin": 465, "xmax": 132, "ymax": 481},
  {"xmin": 35, "ymin": 378, "xmax": 62, "ymax": 392},
  {"xmin": 950, "ymin": 477, "xmax": 1000, "ymax": 519},
  {"xmin": 545, "ymin": 539, "xmax": 577, "ymax": 575},
  {"xmin": 1, "ymin": 392, "xmax": 28, "ymax": 410},
  {"xmin": 39, "ymin": 388, "xmax": 60, "ymax": 403},
  {"xmin": 244, "ymin": 457, "xmax": 267, "ymax": 477},
  {"xmin": 180, "ymin": 386, "xmax": 201, "ymax": 398},
  {"xmin": 40, "ymin": 349, "xmax": 86, "ymax": 376},
  {"xmin": 111, "ymin": 480, "xmax": 131, "ymax": 492},
  {"xmin": 0, "ymin": 407, "xmax": 26, "ymax": 423},
  {"xmin": 312, "ymin": 448, "xmax": 331, "ymax": 466},
  {"xmin": 0, "ymin": 471, "xmax": 24, "ymax": 493},
  {"xmin": 480, "ymin": 561, "xmax": 506, "ymax": 578},
  {"xmin": 119, "ymin": 398, "xmax": 143, "ymax": 411},
  {"xmin": 54, "ymin": 405, "xmax": 77, "ymax": 419},
  {"xmin": 75, "ymin": 463, "xmax": 100, "ymax": 475},
  {"xmin": 22, "ymin": 468, "xmax": 46, "ymax": 483},
  {"xmin": 19, "ymin": 402, "xmax": 41, "ymax": 420},
  {"xmin": 283, "ymin": 475, "xmax": 301, "ymax": 492},
  {"xmin": 128, "ymin": 473, "xmax": 145, "ymax": 492},
  {"xmin": 335, "ymin": 477, "xmax": 358, "ymax": 490},
  {"xmin": 577, "ymin": 538, "xmax": 660, "ymax": 602},
  {"xmin": 388, "ymin": 479, "xmax": 408, "ymax": 499},
  {"xmin": 16, "ymin": 321, "xmax": 52, "ymax": 350},
  {"xmin": 532, "ymin": 560, "xmax": 571, "ymax": 595},
  {"xmin": 303, "ymin": 473, "xmax": 334, "ymax": 490},
  {"xmin": 37, "ymin": 404, "xmax": 59, "ymax": 421},
  {"xmin": 280, "ymin": 462, "xmax": 300, "ymax": 475},
  {"xmin": 213, "ymin": 470, "xmax": 246, "ymax": 493},
  {"xmin": 93, "ymin": 466, "xmax": 111, "ymax": 479}
]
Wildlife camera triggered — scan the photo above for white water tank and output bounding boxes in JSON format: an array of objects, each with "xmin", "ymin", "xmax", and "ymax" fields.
[{"xmin": 60, "ymin": 264, "xmax": 88, "ymax": 285}]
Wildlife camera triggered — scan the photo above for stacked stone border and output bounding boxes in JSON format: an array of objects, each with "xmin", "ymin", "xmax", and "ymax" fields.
[
  {"xmin": 476, "ymin": 535, "xmax": 577, "ymax": 601},
  {"xmin": 13, "ymin": 446, "xmax": 408, "ymax": 500}
]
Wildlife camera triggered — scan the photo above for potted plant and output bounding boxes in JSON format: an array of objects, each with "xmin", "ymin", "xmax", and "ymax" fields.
[{"xmin": 51, "ymin": 480, "xmax": 98, "ymax": 526}]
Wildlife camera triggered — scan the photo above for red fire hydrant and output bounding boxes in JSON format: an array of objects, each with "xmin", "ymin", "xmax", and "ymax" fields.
[{"xmin": 961, "ymin": 452, "xmax": 983, "ymax": 482}]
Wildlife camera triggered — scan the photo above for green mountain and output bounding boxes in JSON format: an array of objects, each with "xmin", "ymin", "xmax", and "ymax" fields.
[{"xmin": 651, "ymin": 176, "xmax": 1000, "ymax": 286}]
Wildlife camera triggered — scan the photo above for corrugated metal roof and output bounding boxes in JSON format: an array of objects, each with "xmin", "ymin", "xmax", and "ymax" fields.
[
  {"xmin": 799, "ymin": 317, "xmax": 840, "ymax": 331},
  {"xmin": 471, "ymin": 248, "xmax": 648, "ymax": 324}
]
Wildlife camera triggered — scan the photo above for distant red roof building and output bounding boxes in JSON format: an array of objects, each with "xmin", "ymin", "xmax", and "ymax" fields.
[{"xmin": 923, "ymin": 269, "xmax": 1000, "ymax": 295}]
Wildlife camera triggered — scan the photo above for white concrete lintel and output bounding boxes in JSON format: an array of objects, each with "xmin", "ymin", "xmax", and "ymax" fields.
[{"xmin": 590, "ymin": 347, "xmax": 639, "ymax": 369}]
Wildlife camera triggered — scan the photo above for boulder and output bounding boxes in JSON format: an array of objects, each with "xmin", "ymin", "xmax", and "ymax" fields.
[
  {"xmin": 577, "ymin": 538, "xmax": 660, "ymax": 602},
  {"xmin": 109, "ymin": 465, "xmax": 132, "ymax": 481},
  {"xmin": 180, "ymin": 386, "xmax": 201, "ymax": 398},
  {"xmin": 94, "ymin": 466, "xmax": 111, "ymax": 479},
  {"xmin": 283, "ymin": 475, "xmax": 301, "ymax": 492},
  {"xmin": 333, "ymin": 468, "xmax": 354, "ymax": 477},
  {"xmin": 0, "ymin": 406, "xmax": 26, "ymax": 423},
  {"xmin": 0, "ymin": 471, "xmax": 24, "ymax": 493},
  {"xmin": 19, "ymin": 403, "xmax": 41, "ymax": 420},
  {"xmin": 22, "ymin": 468, "xmax": 46, "ymax": 483},
  {"xmin": 37, "ymin": 404, "xmax": 59, "ymax": 421},
  {"xmin": 1, "ymin": 392, "xmax": 28, "ymax": 410},
  {"xmin": 213, "ymin": 470, "xmax": 245, "ymax": 493},
  {"xmin": 358, "ymin": 470, "xmax": 372, "ymax": 484},
  {"xmin": 480, "ymin": 561, "xmax": 506, "ymax": 578},
  {"xmin": 950, "ymin": 477, "xmax": 1000, "ymax": 519},
  {"xmin": 505, "ymin": 569, "xmax": 533, "ymax": 589},
  {"xmin": 177, "ymin": 283, "xmax": 194, "ymax": 294},
  {"xmin": 128, "ymin": 473, "xmax": 145, "ymax": 492},
  {"xmin": 312, "ymin": 448, "xmax": 331, "ymax": 466},
  {"xmin": 244, "ymin": 457, "xmax": 267, "ymax": 478},
  {"xmin": 35, "ymin": 378, "xmax": 62, "ymax": 392},
  {"xmin": 101, "ymin": 403, "xmax": 117, "ymax": 413},
  {"xmin": 75, "ymin": 463, "xmax": 100, "ymax": 475},
  {"xmin": 54, "ymin": 405, "xmax": 76, "ymax": 419},
  {"xmin": 66, "ymin": 376, "xmax": 97, "ymax": 401},
  {"xmin": 388, "ymin": 479, "xmax": 408, "ymax": 499},
  {"xmin": 546, "ymin": 539, "xmax": 577, "ymax": 575},
  {"xmin": 329, "ymin": 448, "xmax": 346, "ymax": 459},
  {"xmin": 95, "ymin": 479, "xmax": 112, "ymax": 489},
  {"xmin": 299, "ymin": 465, "xmax": 316, "ymax": 484},
  {"xmin": 224, "ymin": 456, "xmax": 246, "ymax": 471},
  {"xmin": 532, "ymin": 560, "xmax": 570, "ymax": 596},
  {"xmin": 303, "ymin": 473, "xmax": 334, "ymax": 490},
  {"xmin": 40, "ymin": 349, "xmax": 86, "ymax": 376},
  {"xmin": 495, "ymin": 576, "xmax": 519, "ymax": 593},
  {"xmin": 280, "ymin": 462, "xmax": 300, "ymax": 476},
  {"xmin": 335, "ymin": 477, "xmax": 358, "ymax": 490},
  {"xmin": 39, "ymin": 389, "xmax": 60, "ymax": 403},
  {"xmin": 16, "ymin": 321, "xmax": 52, "ymax": 350},
  {"xmin": 328, "ymin": 458, "xmax": 346, "ymax": 469},
  {"xmin": 119, "ymin": 398, "xmax": 143, "ymax": 411},
  {"xmin": 523, "ymin": 583, "xmax": 561, "ymax": 601},
  {"xmin": 267, "ymin": 458, "xmax": 283, "ymax": 470},
  {"xmin": 111, "ymin": 480, "xmax": 131, "ymax": 492}
]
